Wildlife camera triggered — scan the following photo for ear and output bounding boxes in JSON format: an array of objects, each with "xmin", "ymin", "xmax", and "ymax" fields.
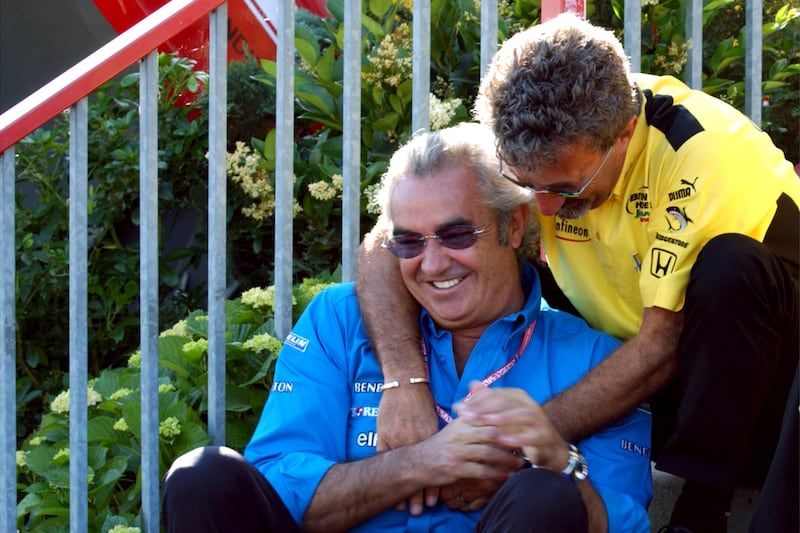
[
  {"xmin": 619, "ymin": 116, "xmax": 638, "ymax": 147},
  {"xmin": 508, "ymin": 203, "xmax": 529, "ymax": 249}
]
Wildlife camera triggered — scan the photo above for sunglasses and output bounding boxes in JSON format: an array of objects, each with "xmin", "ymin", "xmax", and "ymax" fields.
[
  {"xmin": 382, "ymin": 224, "xmax": 488, "ymax": 259},
  {"xmin": 498, "ymin": 145, "xmax": 613, "ymax": 198}
]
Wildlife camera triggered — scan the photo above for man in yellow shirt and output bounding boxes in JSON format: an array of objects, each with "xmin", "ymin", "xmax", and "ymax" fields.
[{"xmin": 356, "ymin": 14, "xmax": 799, "ymax": 533}]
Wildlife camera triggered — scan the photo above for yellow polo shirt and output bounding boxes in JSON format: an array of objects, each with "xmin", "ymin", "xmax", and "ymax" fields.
[{"xmin": 539, "ymin": 73, "xmax": 800, "ymax": 340}]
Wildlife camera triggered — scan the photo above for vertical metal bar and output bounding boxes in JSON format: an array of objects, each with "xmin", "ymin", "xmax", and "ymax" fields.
[
  {"xmin": 341, "ymin": 0, "xmax": 361, "ymax": 282},
  {"xmin": 68, "ymin": 98, "xmax": 89, "ymax": 533},
  {"xmin": 0, "ymin": 147, "xmax": 16, "ymax": 533},
  {"xmin": 208, "ymin": 3, "xmax": 228, "ymax": 445},
  {"xmin": 274, "ymin": 0, "xmax": 295, "ymax": 341},
  {"xmin": 412, "ymin": 0, "xmax": 431, "ymax": 134},
  {"xmin": 744, "ymin": 0, "xmax": 762, "ymax": 124},
  {"xmin": 624, "ymin": 0, "xmax": 642, "ymax": 73},
  {"xmin": 480, "ymin": 0, "xmax": 498, "ymax": 78},
  {"xmin": 139, "ymin": 50, "xmax": 160, "ymax": 533},
  {"xmin": 685, "ymin": 0, "xmax": 703, "ymax": 89}
]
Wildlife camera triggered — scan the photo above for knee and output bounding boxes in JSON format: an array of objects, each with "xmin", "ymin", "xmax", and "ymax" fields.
[
  {"xmin": 499, "ymin": 469, "xmax": 588, "ymax": 531},
  {"xmin": 162, "ymin": 446, "xmax": 243, "ymax": 507},
  {"xmin": 689, "ymin": 233, "xmax": 791, "ymax": 303},
  {"xmin": 692, "ymin": 234, "xmax": 762, "ymax": 288}
]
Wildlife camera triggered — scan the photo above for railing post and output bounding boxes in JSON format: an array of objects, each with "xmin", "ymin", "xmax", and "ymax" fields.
[
  {"xmin": 744, "ymin": 0, "xmax": 762, "ymax": 124},
  {"xmin": 139, "ymin": 50, "xmax": 160, "ymax": 533},
  {"xmin": 208, "ymin": 3, "xmax": 229, "ymax": 446},
  {"xmin": 685, "ymin": 0, "xmax": 703, "ymax": 89},
  {"xmin": 274, "ymin": 0, "xmax": 295, "ymax": 342},
  {"xmin": 624, "ymin": 0, "xmax": 642, "ymax": 72},
  {"xmin": 480, "ymin": 0, "xmax": 498, "ymax": 78},
  {"xmin": 341, "ymin": 0, "xmax": 362, "ymax": 282},
  {"xmin": 68, "ymin": 97, "xmax": 90, "ymax": 533},
  {"xmin": 412, "ymin": 0, "xmax": 431, "ymax": 134},
  {"xmin": 0, "ymin": 146, "xmax": 16, "ymax": 533}
]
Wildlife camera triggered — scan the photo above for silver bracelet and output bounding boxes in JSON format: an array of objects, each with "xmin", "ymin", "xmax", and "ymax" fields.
[{"xmin": 381, "ymin": 377, "xmax": 430, "ymax": 390}]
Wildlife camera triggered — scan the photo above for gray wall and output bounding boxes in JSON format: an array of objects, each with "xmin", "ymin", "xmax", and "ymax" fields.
[{"xmin": 0, "ymin": 0, "xmax": 116, "ymax": 113}]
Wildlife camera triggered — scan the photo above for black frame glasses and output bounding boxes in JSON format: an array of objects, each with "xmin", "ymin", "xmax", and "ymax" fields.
[
  {"xmin": 382, "ymin": 224, "xmax": 488, "ymax": 259},
  {"xmin": 498, "ymin": 145, "xmax": 613, "ymax": 198}
]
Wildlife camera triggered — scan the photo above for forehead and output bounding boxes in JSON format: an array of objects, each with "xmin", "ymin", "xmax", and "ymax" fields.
[{"xmin": 389, "ymin": 166, "xmax": 488, "ymax": 229}]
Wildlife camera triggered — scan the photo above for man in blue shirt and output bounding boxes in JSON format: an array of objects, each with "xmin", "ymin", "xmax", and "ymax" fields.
[{"xmin": 162, "ymin": 123, "xmax": 652, "ymax": 532}]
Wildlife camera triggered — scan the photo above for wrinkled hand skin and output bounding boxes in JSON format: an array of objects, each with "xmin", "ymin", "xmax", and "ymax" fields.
[
  {"xmin": 376, "ymin": 385, "xmax": 441, "ymax": 514},
  {"xmin": 440, "ymin": 477, "xmax": 506, "ymax": 512},
  {"xmin": 376, "ymin": 385, "xmax": 439, "ymax": 452}
]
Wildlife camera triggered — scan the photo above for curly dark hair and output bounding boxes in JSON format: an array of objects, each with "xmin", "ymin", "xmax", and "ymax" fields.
[{"xmin": 474, "ymin": 14, "xmax": 640, "ymax": 174}]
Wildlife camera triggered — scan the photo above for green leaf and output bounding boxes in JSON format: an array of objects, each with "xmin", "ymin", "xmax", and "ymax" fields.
[
  {"xmin": 295, "ymin": 25, "xmax": 321, "ymax": 67},
  {"xmin": 369, "ymin": 0, "xmax": 394, "ymax": 18},
  {"xmin": 25, "ymin": 447, "xmax": 56, "ymax": 476},
  {"xmin": 315, "ymin": 45, "xmax": 336, "ymax": 84},
  {"xmin": 361, "ymin": 13, "xmax": 385, "ymax": 38},
  {"xmin": 88, "ymin": 416, "xmax": 120, "ymax": 444},
  {"xmin": 296, "ymin": 82, "xmax": 337, "ymax": 118}
]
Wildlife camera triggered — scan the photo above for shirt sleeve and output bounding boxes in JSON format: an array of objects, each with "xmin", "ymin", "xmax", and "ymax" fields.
[
  {"xmin": 639, "ymin": 129, "xmax": 787, "ymax": 311},
  {"xmin": 574, "ymin": 323, "xmax": 653, "ymax": 532},
  {"xmin": 243, "ymin": 285, "xmax": 354, "ymax": 524},
  {"xmin": 579, "ymin": 407, "xmax": 653, "ymax": 533}
]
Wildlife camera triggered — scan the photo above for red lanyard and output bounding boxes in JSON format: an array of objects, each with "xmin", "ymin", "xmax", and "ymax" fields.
[{"xmin": 421, "ymin": 321, "xmax": 537, "ymax": 424}]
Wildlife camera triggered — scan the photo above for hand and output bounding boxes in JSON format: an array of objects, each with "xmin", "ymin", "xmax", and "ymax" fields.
[
  {"xmin": 454, "ymin": 381, "xmax": 569, "ymax": 473},
  {"xmin": 440, "ymin": 477, "xmax": 505, "ymax": 512},
  {"xmin": 377, "ymin": 384, "xmax": 440, "ymax": 514},
  {"xmin": 412, "ymin": 417, "xmax": 523, "ymax": 486}
]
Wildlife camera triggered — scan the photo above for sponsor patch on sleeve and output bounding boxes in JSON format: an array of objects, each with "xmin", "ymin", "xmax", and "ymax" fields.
[{"xmin": 284, "ymin": 332, "xmax": 310, "ymax": 352}]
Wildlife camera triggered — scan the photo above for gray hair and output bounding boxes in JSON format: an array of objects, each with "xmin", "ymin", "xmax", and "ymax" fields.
[
  {"xmin": 378, "ymin": 122, "xmax": 540, "ymax": 264},
  {"xmin": 474, "ymin": 13, "xmax": 639, "ymax": 174}
]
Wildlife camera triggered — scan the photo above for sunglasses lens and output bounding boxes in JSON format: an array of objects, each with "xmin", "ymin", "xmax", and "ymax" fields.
[
  {"xmin": 437, "ymin": 225, "xmax": 480, "ymax": 249},
  {"xmin": 387, "ymin": 234, "xmax": 425, "ymax": 258},
  {"xmin": 385, "ymin": 225, "xmax": 482, "ymax": 258}
]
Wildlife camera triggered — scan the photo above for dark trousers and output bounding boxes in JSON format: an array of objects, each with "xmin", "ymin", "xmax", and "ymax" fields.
[
  {"xmin": 748, "ymin": 366, "xmax": 799, "ymax": 533},
  {"xmin": 162, "ymin": 446, "xmax": 588, "ymax": 532},
  {"xmin": 161, "ymin": 446, "xmax": 301, "ymax": 532},
  {"xmin": 651, "ymin": 232, "xmax": 798, "ymax": 491}
]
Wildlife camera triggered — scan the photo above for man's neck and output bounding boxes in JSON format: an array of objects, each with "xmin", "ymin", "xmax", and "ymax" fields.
[{"xmin": 451, "ymin": 328, "xmax": 483, "ymax": 377}]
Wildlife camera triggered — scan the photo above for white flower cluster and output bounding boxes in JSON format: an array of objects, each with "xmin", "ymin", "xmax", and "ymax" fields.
[
  {"xmin": 160, "ymin": 319, "xmax": 189, "ymax": 338},
  {"xmin": 429, "ymin": 94, "xmax": 462, "ymax": 131},
  {"xmin": 50, "ymin": 387, "xmax": 103, "ymax": 415},
  {"xmin": 243, "ymin": 333, "xmax": 283, "ymax": 355},
  {"xmin": 159, "ymin": 416, "xmax": 182, "ymax": 439},
  {"xmin": 364, "ymin": 23, "xmax": 413, "ymax": 89},
  {"xmin": 227, "ymin": 141, "xmax": 276, "ymax": 222},
  {"xmin": 108, "ymin": 525, "xmax": 141, "ymax": 533}
]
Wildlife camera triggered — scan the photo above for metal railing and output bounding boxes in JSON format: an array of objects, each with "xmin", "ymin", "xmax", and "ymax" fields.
[{"xmin": 0, "ymin": 0, "xmax": 765, "ymax": 531}]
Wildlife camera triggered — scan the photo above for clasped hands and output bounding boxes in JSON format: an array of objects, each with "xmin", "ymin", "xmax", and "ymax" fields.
[{"xmin": 376, "ymin": 380, "xmax": 569, "ymax": 515}]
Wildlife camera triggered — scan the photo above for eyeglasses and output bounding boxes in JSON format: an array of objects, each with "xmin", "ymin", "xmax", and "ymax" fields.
[
  {"xmin": 498, "ymin": 145, "xmax": 613, "ymax": 198},
  {"xmin": 381, "ymin": 224, "xmax": 488, "ymax": 259}
]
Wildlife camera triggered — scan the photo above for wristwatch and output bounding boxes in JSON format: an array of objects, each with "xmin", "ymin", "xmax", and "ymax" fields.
[{"xmin": 560, "ymin": 444, "xmax": 589, "ymax": 482}]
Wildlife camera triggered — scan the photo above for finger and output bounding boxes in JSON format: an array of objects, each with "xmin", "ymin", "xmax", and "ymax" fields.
[
  {"xmin": 407, "ymin": 491, "xmax": 425, "ymax": 516},
  {"xmin": 424, "ymin": 487, "xmax": 440, "ymax": 508}
]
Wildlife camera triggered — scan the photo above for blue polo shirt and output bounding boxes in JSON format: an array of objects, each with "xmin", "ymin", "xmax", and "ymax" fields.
[{"xmin": 245, "ymin": 264, "xmax": 652, "ymax": 532}]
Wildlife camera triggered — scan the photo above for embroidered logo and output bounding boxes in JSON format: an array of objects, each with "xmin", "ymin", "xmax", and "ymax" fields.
[
  {"xmin": 668, "ymin": 176, "xmax": 698, "ymax": 201},
  {"xmin": 665, "ymin": 206, "xmax": 693, "ymax": 232},
  {"xmin": 650, "ymin": 248, "xmax": 677, "ymax": 278},
  {"xmin": 625, "ymin": 187, "xmax": 651, "ymax": 222},
  {"xmin": 284, "ymin": 332, "xmax": 309, "ymax": 352},
  {"xmin": 554, "ymin": 217, "xmax": 591, "ymax": 242}
]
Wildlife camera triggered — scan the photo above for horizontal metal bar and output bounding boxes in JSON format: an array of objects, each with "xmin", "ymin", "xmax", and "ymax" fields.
[{"xmin": 0, "ymin": 0, "xmax": 226, "ymax": 152}]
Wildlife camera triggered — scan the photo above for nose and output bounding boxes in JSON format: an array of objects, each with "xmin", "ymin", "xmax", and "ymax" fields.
[
  {"xmin": 419, "ymin": 239, "xmax": 451, "ymax": 274},
  {"xmin": 534, "ymin": 193, "xmax": 567, "ymax": 216}
]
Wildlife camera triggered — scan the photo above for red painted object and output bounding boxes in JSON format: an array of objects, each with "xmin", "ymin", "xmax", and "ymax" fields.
[{"xmin": 92, "ymin": 0, "xmax": 328, "ymax": 70}]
